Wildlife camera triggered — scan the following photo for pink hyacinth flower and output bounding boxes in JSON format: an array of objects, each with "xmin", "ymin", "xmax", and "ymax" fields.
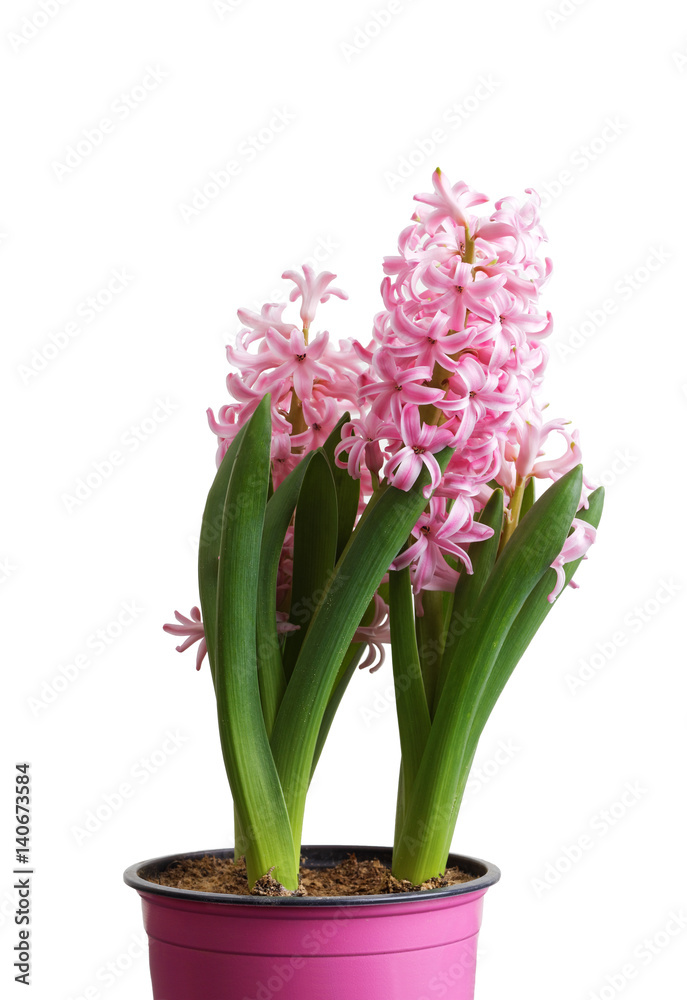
[
  {"xmin": 358, "ymin": 351, "xmax": 443, "ymax": 422},
  {"xmin": 335, "ymin": 412, "xmax": 393, "ymax": 479},
  {"xmin": 548, "ymin": 520, "xmax": 597, "ymax": 602},
  {"xmin": 270, "ymin": 432, "xmax": 302, "ymax": 488},
  {"xmin": 385, "ymin": 407, "xmax": 458, "ymax": 498},
  {"xmin": 393, "ymin": 497, "xmax": 493, "ymax": 591},
  {"xmin": 282, "ymin": 265, "xmax": 348, "ymax": 332},
  {"xmin": 276, "ymin": 612, "xmax": 300, "ymax": 635},
  {"xmin": 290, "ymin": 394, "xmax": 340, "ymax": 450},
  {"xmin": 256, "ymin": 327, "xmax": 334, "ymax": 399},
  {"xmin": 236, "ymin": 302, "xmax": 293, "ymax": 344},
  {"xmin": 353, "ymin": 593, "xmax": 390, "ymax": 672},
  {"xmin": 439, "ymin": 355, "xmax": 519, "ymax": 446},
  {"xmin": 413, "ymin": 168, "xmax": 488, "ymax": 235},
  {"xmin": 514, "ymin": 408, "xmax": 580, "ymax": 483},
  {"xmin": 390, "ymin": 307, "xmax": 474, "ymax": 372},
  {"xmin": 421, "ymin": 262, "xmax": 507, "ymax": 330},
  {"xmin": 163, "ymin": 607, "xmax": 207, "ymax": 671}
]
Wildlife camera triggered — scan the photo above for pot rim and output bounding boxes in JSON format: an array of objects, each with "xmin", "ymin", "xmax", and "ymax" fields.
[{"xmin": 123, "ymin": 845, "xmax": 500, "ymax": 907}]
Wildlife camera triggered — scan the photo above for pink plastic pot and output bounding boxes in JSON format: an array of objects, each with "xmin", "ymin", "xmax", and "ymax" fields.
[{"xmin": 124, "ymin": 846, "xmax": 499, "ymax": 1000}]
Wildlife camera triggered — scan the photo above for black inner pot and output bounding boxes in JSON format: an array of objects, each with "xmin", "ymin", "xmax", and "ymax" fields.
[{"xmin": 123, "ymin": 845, "xmax": 501, "ymax": 907}]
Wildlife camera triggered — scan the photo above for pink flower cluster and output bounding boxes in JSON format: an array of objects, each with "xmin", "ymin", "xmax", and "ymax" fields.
[
  {"xmin": 165, "ymin": 170, "xmax": 594, "ymax": 672},
  {"xmin": 337, "ymin": 169, "xmax": 590, "ymax": 598},
  {"xmin": 207, "ymin": 265, "xmax": 361, "ymax": 488}
]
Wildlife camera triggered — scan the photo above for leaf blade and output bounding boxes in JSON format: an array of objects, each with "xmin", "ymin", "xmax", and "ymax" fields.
[
  {"xmin": 394, "ymin": 465, "xmax": 584, "ymax": 882},
  {"xmin": 198, "ymin": 425, "xmax": 247, "ymax": 682},
  {"xmin": 389, "ymin": 567, "xmax": 431, "ymax": 846},
  {"xmin": 436, "ymin": 487, "xmax": 606, "ymax": 860},
  {"xmin": 433, "ymin": 488, "xmax": 504, "ymax": 713},
  {"xmin": 256, "ymin": 454, "xmax": 314, "ymax": 734},
  {"xmin": 281, "ymin": 451, "xmax": 339, "ymax": 678},
  {"xmin": 214, "ymin": 397, "xmax": 296, "ymax": 888},
  {"xmin": 322, "ymin": 413, "xmax": 361, "ymax": 559},
  {"xmin": 270, "ymin": 448, "xmax": 454, "ymax": 848}
]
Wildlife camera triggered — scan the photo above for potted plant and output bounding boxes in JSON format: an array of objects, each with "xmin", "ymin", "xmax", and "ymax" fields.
[{"xmin": 124, "ymin": 169, "xmax": 602, "ymax": 1000}]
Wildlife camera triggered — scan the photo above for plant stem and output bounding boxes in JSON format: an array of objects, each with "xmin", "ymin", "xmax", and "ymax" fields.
[
  {"xmin": 415, "ymin": 589, "xmax": 445, "ymax": 712},
  {"xmin": 419, "ymin": 230, "xmax": 476, "ymax": 427},
  {"xmin": 499, "ymin": 475, "xmax": 528, "ymax": 552},
  {"xmin": 286, "ymin": 391, "xmax": 307, "ymax": 436},
  {"xmin": 389, "ymin": 569, "xmax": 431, "ymax": 846}
]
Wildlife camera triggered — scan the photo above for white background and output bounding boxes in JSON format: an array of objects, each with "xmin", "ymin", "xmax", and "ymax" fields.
[{"xmin": 2, "ymin": 0, "xmax": 686, "ymax": 997}]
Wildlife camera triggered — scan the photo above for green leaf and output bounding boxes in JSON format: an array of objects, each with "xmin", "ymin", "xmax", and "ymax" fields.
[
  {"xmin": 322, "ymin": 414, "xmax": 361, "ymax": 559},
  {"xmin": 483, "ymin": 487, "xmax": 605, "ymax": 705},
  {"xmin": 214, "ymin": 397, "xmax": 296, "ymax": 889},
  {"xmin": 521, "ymin": 476, "xmax": 535, "ymax": 519},
  {"xmin": 198, "ymin": 425, "xmax": 247, "ymax": 683},
  {"xmin": 433, "ymin": 489, "xmax": 504, "ymax": 713},
  {"xmin": 393, "ymin": 465, "xmax": 584, "ymax": 883},
  {"xmin": 281, "ymin": 451, "xmax": 338, "ymax": 679},
  {"xmin": 435, "ymin": 487, "xmax": 605, "ymax": 862},
  {"xmin": 256, "ymin": 454, "xmax": 314, "ymax": 735},
  {"xmin": 415, "ymin": 589, "xmax": 446, "ymax": 712},
  {"xmin": 389, "ymin": 567, "xmax": 431, "ymax": 844},
  {"xmin": 270, "ymin": 447, "xmax": 454, "ymax": 849}
]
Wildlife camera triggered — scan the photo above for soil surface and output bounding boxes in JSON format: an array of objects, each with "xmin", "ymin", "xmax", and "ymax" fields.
[{"xmin": 148, "ymin": 853, "xmax": 476, "ymax": 897}]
